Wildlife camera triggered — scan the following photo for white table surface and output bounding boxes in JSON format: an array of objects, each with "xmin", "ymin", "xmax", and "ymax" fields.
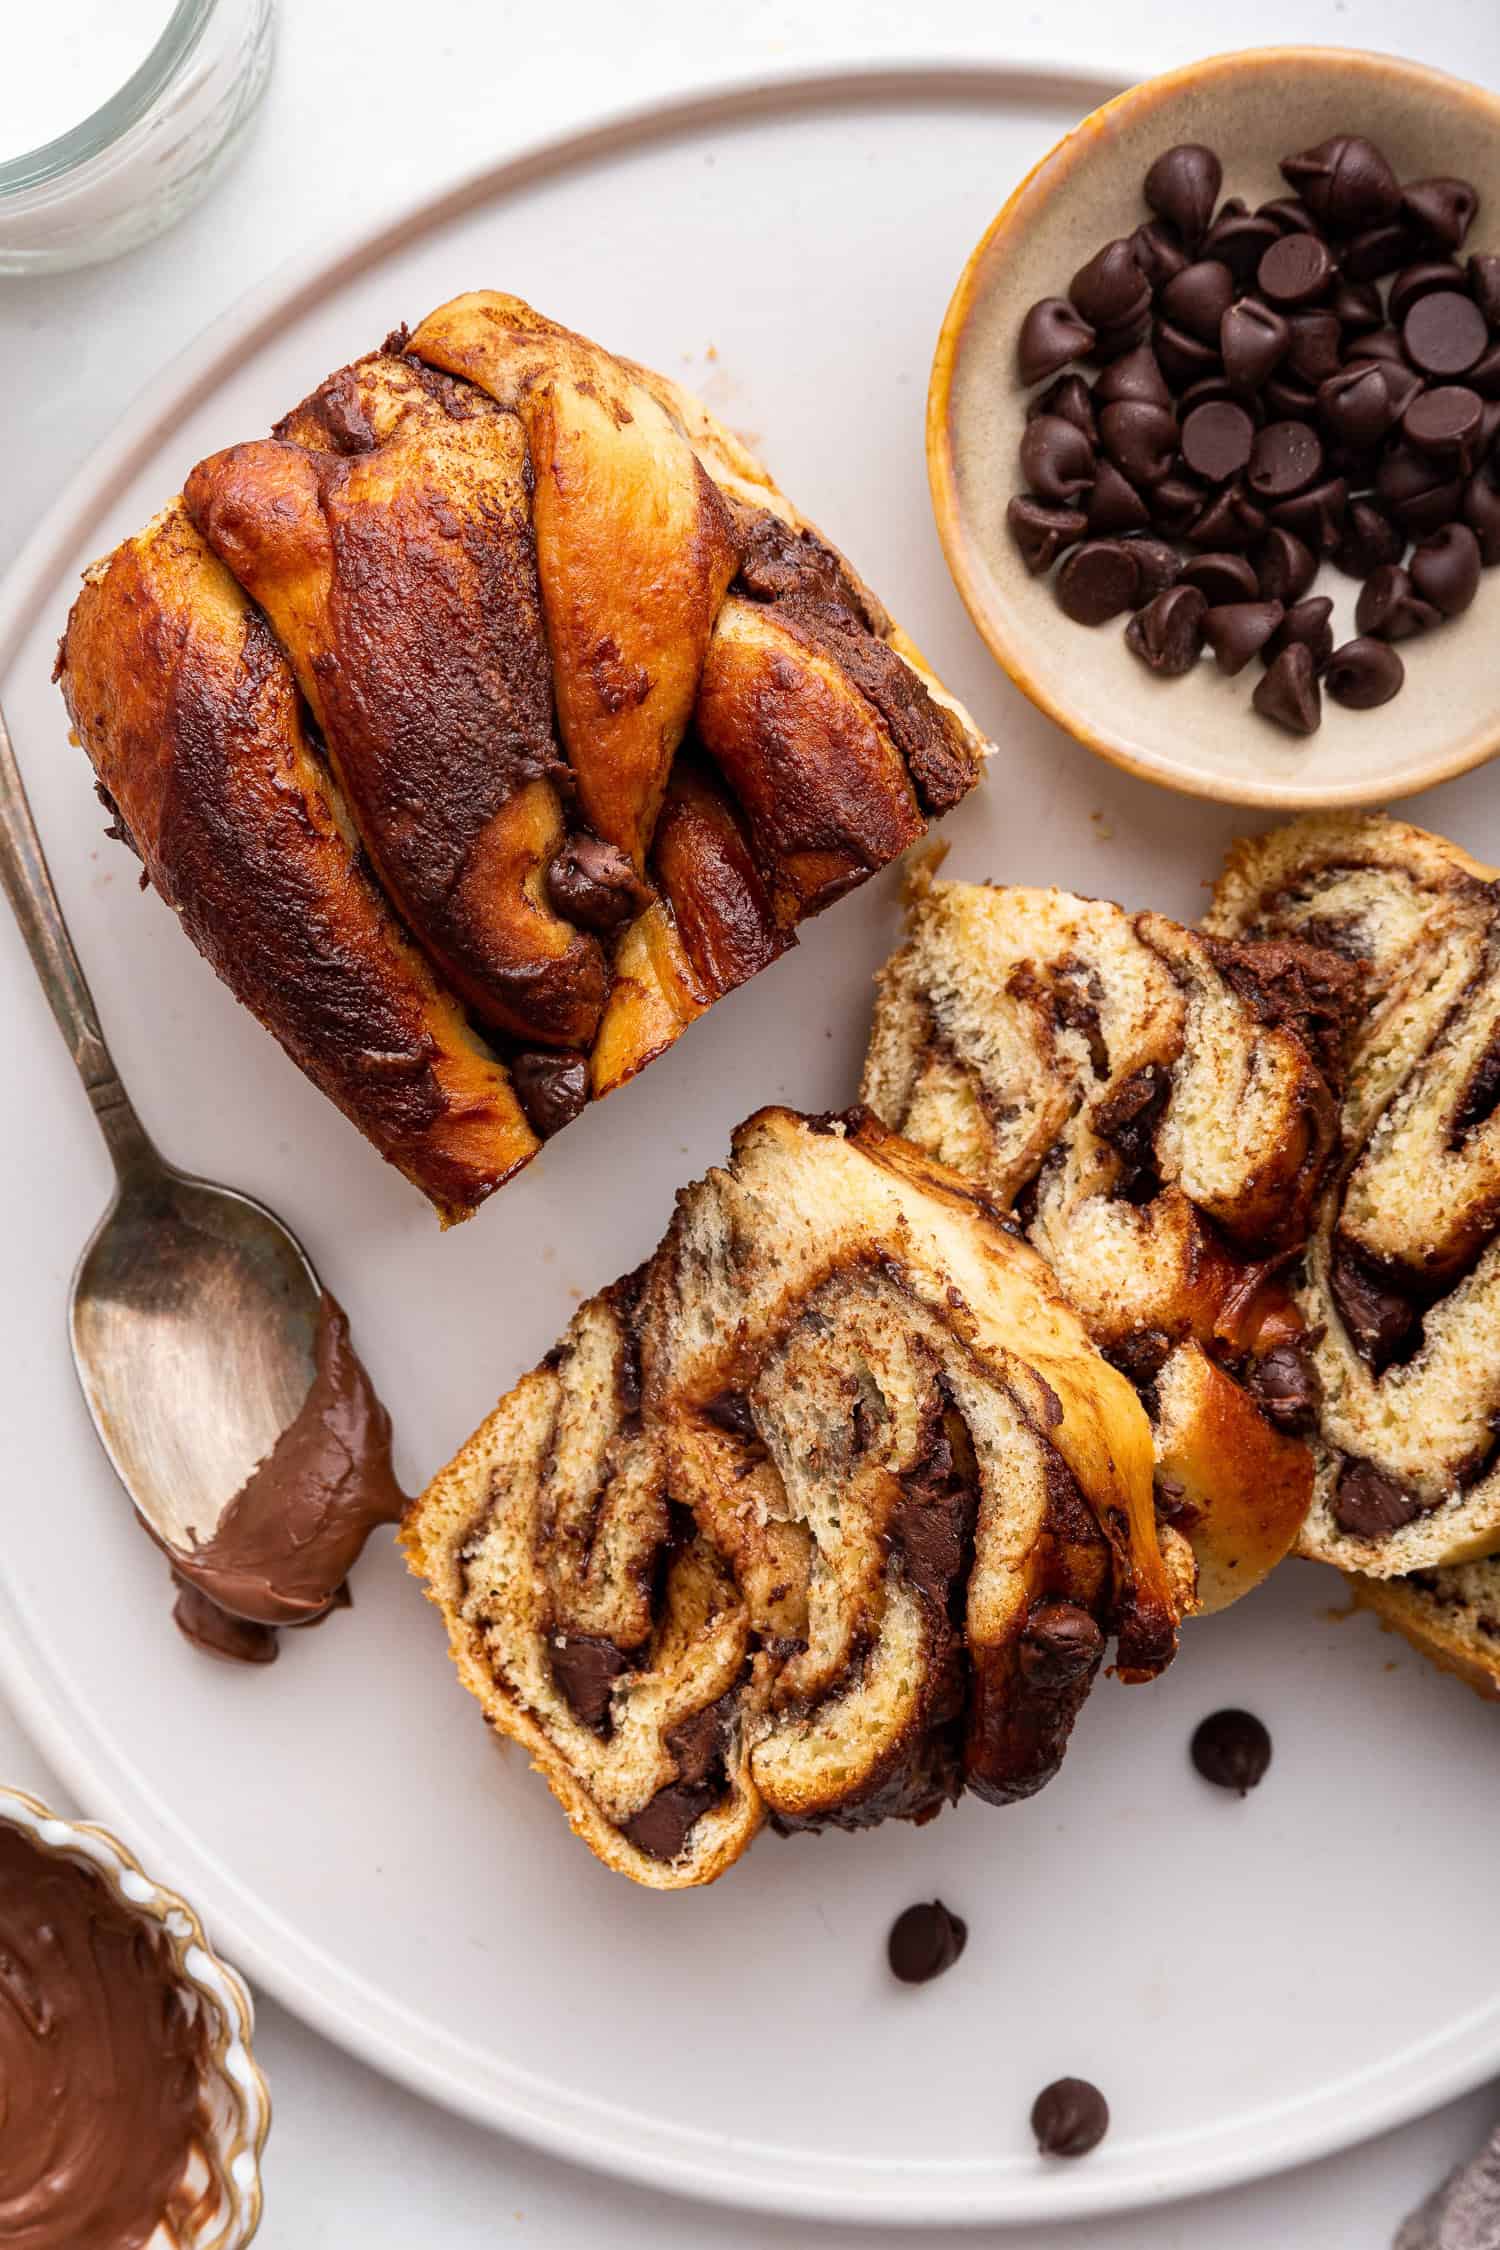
[{"xmin": 3, "ymin": 3, "xmax": 1498, "ymax": 2242}]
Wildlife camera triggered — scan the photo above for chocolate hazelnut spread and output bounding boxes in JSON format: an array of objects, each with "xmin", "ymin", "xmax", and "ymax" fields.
[
  {"xmin": 0, "ymin": 1823, "xmax": 205, "ymax": 2250},
  {"xmin": 171, "ymin": 1292, "xmax": 404, "ymax": 1655}
]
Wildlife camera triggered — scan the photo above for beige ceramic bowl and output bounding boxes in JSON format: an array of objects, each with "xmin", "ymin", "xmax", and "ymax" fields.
[
  {"xmin": 929, "ymin": 47, "xmax": 1500, "ymax": 807},
  {"xmin": 0, "ymin": 1786, "xmax": 269, "ymax": 2247}
]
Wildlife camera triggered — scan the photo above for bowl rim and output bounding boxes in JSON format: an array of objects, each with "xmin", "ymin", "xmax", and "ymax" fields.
[
  {"xmin": 0, "ymin": 1783, "xmax": 269, "ymax": 2248},
  {"xmin": 926, "ymin": 43, "xmax": 1500, "ymax": 810}
]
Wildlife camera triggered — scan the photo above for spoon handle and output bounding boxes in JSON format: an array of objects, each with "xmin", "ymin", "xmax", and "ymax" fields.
[{"xmin": 0, "ymin": 695, "xmax": 157, "ymax": 1182}]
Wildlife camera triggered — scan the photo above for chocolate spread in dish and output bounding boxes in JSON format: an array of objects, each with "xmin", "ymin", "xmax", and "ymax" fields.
[
  {"xmin": 170, "ymin": 1292, "xmax": 405, "ymax": 1660},
  {"xmin": 0, "ymin": 1823, "xmax": 205, "ymax": 2249}
]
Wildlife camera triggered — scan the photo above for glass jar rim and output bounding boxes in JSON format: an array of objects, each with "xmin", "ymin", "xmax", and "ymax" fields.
[{"xmin": 0, "ymin": 0, "xmax": 216, "ymax": 196}]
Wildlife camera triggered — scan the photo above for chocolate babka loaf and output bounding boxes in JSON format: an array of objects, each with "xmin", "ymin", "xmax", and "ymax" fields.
[
  {"xmin": 404, "ymin": 1108, "xmax": 1179, "ymax": 1887},
  {"xmin": 1205, "ymin": 813, "xmax": 1500, "ymax": 1581},
  {"xmin": 861, "ymin": 876, "xmax": 1357, "ymax": 1611},
  {"xmin": 57, "ymin": 294, "xmax": 987, "ymax": 1221},
  {"xmin": 1349, "ymin": 1557, "xmax": 1500, "ymax": 1703}
]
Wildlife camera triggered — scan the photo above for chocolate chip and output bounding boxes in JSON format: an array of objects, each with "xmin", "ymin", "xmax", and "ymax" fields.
[
  {"xmin": 1409, "ymin": 520, "xmax": 1482, "ymax": 615},
  {"xmin": 1122, "ymin": 535, "xmax": 1182, "ymax": 598},
  {"xmin": 1258, "ymin": 232, "xmax": 1335, "ymax": 309},
  {"xmin": 1204, "ymin": 207, "xmax": 1280, "ymax": 284},
  {"xmin": 1149, "ymin": 474, "xmax": 1206, "ymax": 537},
  {"xmin": 1466, "ymin": 342, "xmax": 1500, "ymax": 401},
  {"xmin": 1031, "ymin": 2077, "xmax": 1110, "ymax": 2159},
  {"xmin": 1019, "ymin": 413, "xmax": 1096, "ymax": 503},
  {"xmin": 511, "ymin": 1050, "xmax": 589, "ymax": 1138},
  {"xmin": 1071, "ymin": 239, "xmax": 1151, "ymax": 334},
  {"xmin": 1330, "ymin": 278, "xmax": 1384, "ymax": 330},
  {"xmin": 1094, "ymin": 342, "xmax": 1170, "ymax": 407},
  {"xmin": 1333, "ymin": 496, "xmax": 1405, "ymax": 578},
  {"xmin": 1092, "ymin": 1059, "xmax": 1171, "ymax": 1192},
  {"xmin": 552, "ymin": 1635, "xmax": 631, "ymax": 1730},
  {"xmin": 1252, "ymin": 643, "xmax": 1321, "ymax": 735},
  {"xmin": 1179, "ymin": 550, "xmax": 1259, "ymax": 604},
  {"xmin": 1006, "ymin": 496, "xmax": 1088, "ymax": 574},
  {"xmin": 1388, "ymin": 257, "xmax": 1466, "ymax": 327},
  {"xmin": 1259, "ymin": 195, "xmax": 1318, "ymax": 236},
  {"xmin": 1176, "ymin": 398, "xmax": 1252, "ymax": 482},
  {"xmin": 1347, "ymin": 324, "xmax": 1410, "ymax": 370},
  {"xmin": 1190, "ymin": 1708, "xmax": 1272, "ymax": 1794},
  {"xmin": 702, "ymin": 1388, "xmax": 758, "ymax": 1440},
  {"xmin": 547, "ymin": 833, "xmax": 647, "ymax": 935},
  {"xmin": 1268, "ymin": 475, "xmax": 1347, "ymax": 554},
  {"xmin": 1098, "ymin": 399, "xmax": 1178, "ymax": 487},
  {"xmin": 1028, "ymin": 372, "xmax": 1099, "ymax": 442},
  {"xmin": 1325, "ymin": 636, "xmax": 1405, "ymax": 708},
  {"xmin": 1124, "ymin": 584, "xmax": 1206, "ymax": 675},
  {"xmin": 1055, "ymin": 539, "xmax": 1141, "ymax": 624},
  {"xmin": 1262, "ymin": 371, "xmax": 1321, "ymax": 422},
  {"xmin": 1248, "ymin": 419, "xmax": 1323, "ymax": 500},
  {"xmin": 1318, "ymin": 363, "xmax": 1399, "ymax": 450},
  {"xmin": 1160, "ymin": 258, "xmax": 1235, "ymax": 344},
  {"xmin": 1018, "ymin": 296, "xmax": 1096, "ymax": 384},
  {"xmin": 888, "ymin": 1900, "xmax": 968, "ymax": 1985},
  {"xmin": 1468, "ymin": 252, "xmax": 1500, "ymax": 328},
  {"xmin": 1284, "ymin": 310, "xmax": 1344, "ymax": 386},
  {"xmin": 1253, "ymin": 527, "xmax": 1318, "ymax": 602},
  {"xmin": 1131, "ymin": 218, "xmax": 1188, "ymax": 291},
  {"xmin": 1342, "ymin": 222, "xmax": 1421, "ymax": 280},
  {"xmin": 1018, "ymin": 1600, "xmax": 1105, "ymax": 1684},
  {"xmin": 1220, "ymin": 298, "xmax": 1290, "ymax": 393},
  {"xmin": 1355, "ymin": 562, "xmax": 1442, "ymax": 641},
  {"xmin": 666, "ymin": 1698, "xmax": 730, "ymax": 1788},
  {"xmin": 1265, "ymin": 595, "xmax": 1334, "ymax": 671},
  {"xmin": 1283, "ymin": 135, "xmax": 1400, "ymax": 232},
  {"xmin": 1377, "ymin": 444, "xmax": 1465, "ymax": 534},
  {"xmin": 1401, "ymin": 177, "xmax": 1479, "ymax": 253},
  {"xmin": 1244, "ymin": 1338, "xmax": 1321, "ymax": 1430},
  {"xmin": 622, "ymin": 1781, "xmax": 717, "ymax": 1863},
  {"xmin": 1154, "ymin": 319, "xmax": 1220, "ymax": 390},
  {"xmin": 1086, "ymin": 458, "xmax": 1152, "ymax": 534},
  {"xmin": 1091, "ymin": 312, "xmax": 1153, "ymax": 363},
  {"xmin": 1404, "ymin": 383, "xmax": 1484, "ymax": 466},
  {"xmin": 1333, "ymin": 1457, "xmax": 1424, "ymax": 1538},
  {"xmin": 1144, "ymin": 143, "xmax": 1222, "ymax": 250},
  {"xmin": 1203, "ymin": 598, "xmax": 1285, "ymax": 674},
  {"xmin": 1463, "ymin": 465, "xmax": 1500, "ymax": 562},
  {"xmin": 1185, "ymin": 482, "xmax": 1266, "ymax": 550},
  {"xmin": 1330, "ymin": 1238, "xmax": 1420, "ymax": 1363},
  {"xmin": 1404, "ymin": 289, "xmax": 1488, "ymax": 377}
]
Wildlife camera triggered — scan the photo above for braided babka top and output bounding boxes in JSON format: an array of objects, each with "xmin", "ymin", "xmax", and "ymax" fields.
[
  {"xmin": 860, "ymin": 876, "xmax": 1359, "ymax": 1613},
  {"xmin": 403, "ymin": 1108, "xmax": 1178, "ymax": 1888},
  {"xmin": 56, "ymin": 293, "xmax": 987, "ymax": 1221},
  {"xmin": 1206, "ymin": 813, "xmax": 1500, "ymax": 1579}
]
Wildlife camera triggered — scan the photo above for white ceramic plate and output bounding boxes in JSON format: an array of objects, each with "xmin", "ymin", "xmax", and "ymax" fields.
[{"xmin": 3, "ymin": 63, "xmax": 1500, "ymax": 2230}]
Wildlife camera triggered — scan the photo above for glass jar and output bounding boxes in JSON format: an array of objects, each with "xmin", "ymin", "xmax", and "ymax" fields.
[{"xmin": 0, "ymin": 1, "xmax": 274, "ymax": 276}]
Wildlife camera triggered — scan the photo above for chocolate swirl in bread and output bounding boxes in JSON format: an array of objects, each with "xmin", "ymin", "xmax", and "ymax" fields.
[
  {"xmin": 1206, "ymin": 813, "xmax": 1500, "ymax": 1579},
  {"xmin": 403, "ymin": 1108, "xmax": 1177, "ymax": 1887},
  {"xmin": 861, "ymin": 878, "xmax": 1356, "ymax": 1612},
  {"xmin": 58, "ymin": 295, "xmax": 987, "ymax": 1221}
]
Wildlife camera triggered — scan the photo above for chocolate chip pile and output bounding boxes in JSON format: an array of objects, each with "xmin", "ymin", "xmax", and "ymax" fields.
[{"xmin": 1008, "ymin": 135, "xmax": 1500, "ymax": 737}]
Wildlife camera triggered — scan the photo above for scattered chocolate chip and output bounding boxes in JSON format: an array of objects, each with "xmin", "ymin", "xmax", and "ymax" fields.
[
  {"xmin": 1185, "ymin": 482, "xmax": 1266, "ymax": 550},
  {"xmin": 1018, "ymin": 296, "xmax": 1096, "ymax": 384},
  {"xmin": 1152, "ymin": 317, "xmax": 1220, "ymax": 388},
  {"xmin": 1018, "ymin": 1601, "xmax": 1105, "ymax": 1685},
  {"xmin": 1007, "ymin": 496, "xmax": 1088, "ymax": 574},
  {"xmin": 1144, "ymin": 143, "xmax": 1222, "ymax": 249},
  {"xmin": 1124, "ymin": 584, "xmax": 1206, "ymax": 674},
  {"xmin": 1259, "ymin": 194, "xmax": 1319, "ymax": 236},
  {"xmin": 1253, "ymin": 526, "xmax": 1318, "ymax": 603},
  {"xmin": 1377, "ymin": 443, "xmax": 1466, "ymax": 533},
  {"xmin": 1330, "ymin": 278, "xmax": 1384, "ymax": 330},
  {"xmin": 552, "ymin": 1635, "xmax": 631, "ymax": 1730},
  {"xmin": 1258, "ymin": 232, "xmax": 1335, "ymax": 309},
  {"xmin": 1019, "ymin": 413, "xmax": 1096, "ymax": 502},
  {"xmin": 1355, "ymin": 562, "xmax": 1442, "ymax": 641},
  {"xmin": 1122, "ymin": 535, "xmax": 1182, "ymax": 598},
  {"xmin": 1401, "ymin": 177, "xmax": 1479, "ymax": 253},
  {"xmin": 1070, "ymin": 237, "xmax": 1151, "ymax": 332},
  {"xmin": 1160, "ymin": 258, "xmax": 1235, "ymax": 344},
  {"xmin": 1333, "ymin": 496, "xmax": 1405, "ymax": 579},
  {"xmin": 1244, "ymin": 1338, "xmax": 1321, "ymax": 1430},
  {"xmin": 1262, "ymin": 371, "xmax": 1321, "ymax": 422},
  {"xmin": 1149, "ymin": 474, "xmax": 1207, "ymax": 537},
  {"xmin": 1203, "ymin": 598, "xmax": 1285, "ymax": 674},
  {"xmin": 1333, "ymin": 1457, "xmax": 1424, "ymax": 1538},
  {"xmin": 1191, "ymin": 1708, "xmax": 1273, "ymax": 1794},
  {"xmin": 888, "ymin": 1900, "xmax": 968, "ymax": 1985},
  {"xmin": 1284, "ymin": 309, "xmax": 1344, "ymax": 385},
  {"xmin": 1409, "ymin": 520, "xmax": 1482, "ymax": 615},
  {"xmin": 1094, "ymin": 342, "xmax": 1171, "ymax": 406},
  {"xmin": 1131, "ymin": 218, "xmax": 1188, "ymax": 290},
  {"xmin": 1091, "ymin": 311, "xmax": 1153, "ymax": 362},
  {"xmin": 1388, "ymin": 257, "xmax": 1467, "ymax": 327},
  {"xmin": 1463, "ymin": 465, "xmax": 1500, "ymax": 562},
  {"xmin": 1403, "ymin": 289, "xmax": 1488, "ymax": 377},
  {"xmin": 547, "ymin": 833, "xmax": 647, "ymax": 935},
  {"xmin": 1221, "ymin": 297, "xmax": 1290, "ymax": 393},
  {"xmin": 1086, "ymin": 458, "xmax": 1152, "ymax": 534},
  {"xmin": 1342, "ymin": 221, "xmax": 1421, "ymax": 280},
  {"xmin": 1028, "ymin": 372, "xmax": 1099, "ymax": 441},
  {"xmin": 1098, "ymin": 399, "xmax": 1179, "ymax": 486},
  {"xmin": 1347, "ymin": 323, "xmax": 1409, "ymax": 369},
  {"xmin": 1248, "ymin": 418, "xmax": 1324, "ymax": 499},
  {"xmin": 1268, "ymin": 475, "xmax": 1348, "ymax": 554},
  {"xmin": 1055, "ymin": 539, "xmax": 1141, "ymax": 624},
  {"xmin": 1179, "ymin": 550, "xmax": 1259, "ymax": 604},
  {"xmin": 1318, "ymin": 363, "xmax": 1398, "ymax": 450},
  {"xmin": 1468, "ymin": 252, "xmax": 1500, "ymax": 327},
  {"xmin": 1252, "ymin": 642, "xmax": 1321, "ymax": 735},
  {"xmin": 1281, "ymin": 135, "xmax": 1399, "ymax": 233},
  {"xmin": 1032, "ymin": 2077, "xmax": 1110, "ymax": 2159},
  {"xmin": 1325, "ymin": 635, "xmax": 1405, "ymax": 708},
  {"xmin": 512, "ymin": 1050, "xmax": 589, "ymax": 1138},
  {"xmin": 1205, "ymin": 207, "xmax": 1280, "ymax": 284},
  {"xmin": 1265, "ymin": 595, "xmax": 1334, "ymax": 671},
  {"xmin": 1467, "ymin": 342, "xmax": 1500, "ymax": 401}
]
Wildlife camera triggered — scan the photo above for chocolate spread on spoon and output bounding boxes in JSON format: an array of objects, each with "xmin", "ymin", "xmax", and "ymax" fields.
[
  {"xmin": 170, "ymin": 1292, "xmax": 405, "ymax": 1660},
  {"xmin": 0, "ymin": 1823, "xmax": 205, "ymax": 2249}
]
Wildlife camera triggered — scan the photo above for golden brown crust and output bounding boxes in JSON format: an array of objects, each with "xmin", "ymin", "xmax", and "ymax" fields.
[
  {"xmin": 1347, "ymin": 1569, "xmax": 1500, "ymax": 1702},
  {"xmin": 58, "ymin": 504, "xmax": 537, "ymax": 1218}
]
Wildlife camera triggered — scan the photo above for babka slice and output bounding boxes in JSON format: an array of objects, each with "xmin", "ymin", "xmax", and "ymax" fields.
[
  {"xmin": 403, "ymin": 1108, "xmax": 1177, "ymax": 1887},
  {"xmin": 861, "ymin": 876, "xmax": 1357, "ymax": 1612},
  {"xmin": 1349, "ymin": 1557, "xmax": 1500, "ymax": 1703},
  {"xmin": 1205, "ymin": 813, "xmax": 1500, "ymax": 1579}
]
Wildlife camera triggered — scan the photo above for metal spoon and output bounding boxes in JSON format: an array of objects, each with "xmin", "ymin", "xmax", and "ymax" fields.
[{"xmin": 0, "ymin": 692, "xmax": 321, "ymax": 1560}]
